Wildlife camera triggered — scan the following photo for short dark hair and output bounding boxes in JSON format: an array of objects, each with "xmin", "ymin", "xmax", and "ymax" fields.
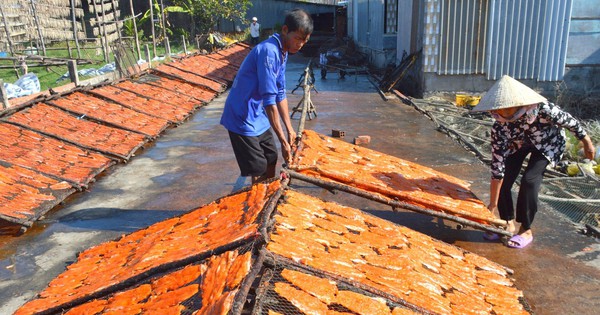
[{"xmin": 284, "ymin": 8, "xmax": 313, "ymax": 35}]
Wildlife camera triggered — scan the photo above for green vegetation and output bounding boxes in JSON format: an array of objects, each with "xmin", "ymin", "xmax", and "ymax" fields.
[{"xmin": 0, "ymin": 41, "xmax": 187, "ymax": 92}]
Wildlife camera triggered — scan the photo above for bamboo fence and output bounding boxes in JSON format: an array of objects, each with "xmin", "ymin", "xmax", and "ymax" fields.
[{"xmin": 0, "ymin": 0, "xmax": 121, "ymax": 61}]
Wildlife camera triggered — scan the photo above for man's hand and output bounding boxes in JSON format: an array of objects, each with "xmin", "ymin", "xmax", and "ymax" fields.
[
  {"xmin": 281, "ymin": 141, "xmax": 292, "ymax": 165},
  {"xmin": 288, "ymin": 130, "xmax": 297, "ymax": 147}
]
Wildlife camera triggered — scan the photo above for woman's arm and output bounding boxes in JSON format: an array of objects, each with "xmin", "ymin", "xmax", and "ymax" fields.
[
  {"xmin": 488, "ymin": 178, "xmax": 503, "ymax": 212},
  {"xmin": 581, "ymin": 134, "xmax": 596, "ymax": 160}
]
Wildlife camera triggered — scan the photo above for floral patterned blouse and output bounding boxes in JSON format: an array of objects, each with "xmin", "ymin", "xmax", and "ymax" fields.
[{"xmin": 490, "ymin": 102, "xmax": 587, "ymax": 179}]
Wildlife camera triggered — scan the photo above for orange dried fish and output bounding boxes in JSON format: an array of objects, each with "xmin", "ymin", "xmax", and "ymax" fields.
[
  {"xmin": 142, "ymin": 284, "xmax": 198, "ymax": 310},
  {"xmin": 274, "ymin": 282, "xmax": 330, "ymax": 315},
  {"xmin": 267, "ymin": 189, "xmax": 527, "ymax": 315},
  {"xmin": 224, "ymin": 251, "xmax": 252, "ymax": 290},
  {"xmin": 62, "ymin": 299, "xmax": 108, "ymax": 315},
  {"xmin": 280, "ymin": 268, "xmax": 338, "ymax": 305},
  {"xmin": 291, "ymin": 130, "xmax": 499, "ymax": 225},
  {"xmin": 391, "ymin": 307, "xmax": 420, "ymax": 315},
  {"xmin": 334, "ymin": 290, "xmax": 391, "ymax": 315}
]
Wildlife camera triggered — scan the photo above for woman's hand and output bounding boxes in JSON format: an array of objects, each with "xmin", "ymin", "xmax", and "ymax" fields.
[{"xmin": 582, "ymin": 135, "xmax": 596, "ymax": 160}]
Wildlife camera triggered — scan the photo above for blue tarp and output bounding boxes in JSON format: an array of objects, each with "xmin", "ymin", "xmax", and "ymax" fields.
[
  {"xmin": 56, "ymin": 62, "xmax": 116, "ymax": 83},
  {"xmin": 3, "ymin": 73, "xmax": 41, "ymax": 99}
]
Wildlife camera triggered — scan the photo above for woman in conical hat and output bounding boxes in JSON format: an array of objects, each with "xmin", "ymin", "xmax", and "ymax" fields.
[{"xmin": 473, "ymin": 75, "xmax": 595, "ymax": 248}]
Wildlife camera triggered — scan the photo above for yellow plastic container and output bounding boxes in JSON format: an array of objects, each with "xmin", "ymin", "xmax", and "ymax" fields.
[{"xmin": 455, "ymin": 94, "xmax": 481, "ymax": 106}]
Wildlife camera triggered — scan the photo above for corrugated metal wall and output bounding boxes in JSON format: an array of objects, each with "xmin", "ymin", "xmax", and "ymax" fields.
[
  {"xmin": 437, "ymin": 0, "xmax": 488, "ymax": 75},
  {"xmin": 430, "ymin": 0, "xmax": 573, "ymax": 82},
  {"xmin": 486, "ymin": 0, "xmax": 572, "ymax": 81}
]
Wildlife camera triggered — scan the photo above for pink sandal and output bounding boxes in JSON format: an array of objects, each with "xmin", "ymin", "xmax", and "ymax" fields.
[{"xmin": 507, "ymin": 234, "xmax": 533, "ymax": 249}]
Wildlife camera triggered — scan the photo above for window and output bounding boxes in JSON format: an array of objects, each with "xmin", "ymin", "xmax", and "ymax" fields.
[{"xmin": 385, "ymin": 0, "xmax": 398, "ymax": 34}]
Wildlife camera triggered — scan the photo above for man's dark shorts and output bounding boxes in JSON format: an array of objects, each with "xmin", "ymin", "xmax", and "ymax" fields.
[{"xmin": 228, "ymin": 128, "xmax": 278, "ymax": 177}]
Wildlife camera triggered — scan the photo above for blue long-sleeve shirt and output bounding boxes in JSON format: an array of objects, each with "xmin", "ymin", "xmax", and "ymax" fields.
[{"xmin": 220, "ymin": 34, "xmax": 287, "ymax": 136}]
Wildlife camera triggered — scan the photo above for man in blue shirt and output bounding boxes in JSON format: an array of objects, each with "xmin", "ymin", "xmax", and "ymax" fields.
[{"xmin": 221, "ymin": 9, "xmax": 313, "ymax": 184}]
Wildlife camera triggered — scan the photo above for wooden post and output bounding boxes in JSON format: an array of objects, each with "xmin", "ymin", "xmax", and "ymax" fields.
[
  {"xmin": 159, "ymin": 0, "xmax": 167, "ymax": 50},
  {"xmin": 29, "ymin": 0, "xmax": 47, "ymax": 56},
  {"xmin": 70, "ymin": 0, "xmax": 81, "ymax": 58},
  {"xmin": 182, "ymin": 35, "xmax": 187, "ymax": 55},
  {"xmin": 110, "ymin": 0, "xmax": 122, "ymax": 43},
  {"xmin": 129, "ymin": 0, "xmax": 142, "ymax": 60},
  {"xmin": 0, "ymin": 5, "xmax": 15, "ymax": 55},
  {"xmin": 0, "ymin": 79, "xmax": 8, "ymax": 110},
  {"xmin": 68, "ymin": 60, "xmax": 79, "ymax": 86},
  {"xmin": 93, "ymin": 1, "xmax": 109, "ymax": 62},
  {"xmin": 99, "ymin": 0, "xmax": 110, "ymax": 62},
  {"xmin": 114, "ymin": 53, "xmax": 121, "ymax": 78},
  {"xmin": 145, "ymin": 44, "xmax": 151, "ymax": 68},
  {"xmin": 149, "ymin": 0, "xmax": 157, "ymax": 57},
  {"xmin": 66, "ymin": 40, "xmax": 72, "ymax": 59},
  {"xmin": 165, "ymin": 37, "xmax": 171, "ymax": 56}
]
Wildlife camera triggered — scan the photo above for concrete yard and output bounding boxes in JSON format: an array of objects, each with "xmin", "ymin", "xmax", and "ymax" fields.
[{"xmin": 1, "ymin": 54, "xmax": 599, "ymax": 315}]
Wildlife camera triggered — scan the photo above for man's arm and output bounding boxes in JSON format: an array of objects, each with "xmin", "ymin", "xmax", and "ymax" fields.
[
  {"xmin": 264, "ymin": 104, "xmax": 292, "ymax": 165},
  {"xmin": 276, "ymin": 98, "xmax": 297, "ymax": 144}
]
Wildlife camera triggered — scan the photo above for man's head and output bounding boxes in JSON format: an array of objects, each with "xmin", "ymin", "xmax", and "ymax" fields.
[
  {"xmin": 252, "ymin": 17, "xmax": 257, "ymax": 23},
  {"xmin": 281, "ymin": 8, "xmax": 313, "ymax": 55}
]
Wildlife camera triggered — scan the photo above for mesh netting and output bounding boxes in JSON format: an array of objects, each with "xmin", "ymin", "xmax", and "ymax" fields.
[
  {"xmin": 254, "ymin": 257, "xmax": 420, "ymax": 315},
  {"xmin": 539, "ymin": 177, "xmax": 600, "ymax": 227},
  {"xmin": 410, "ymin": 98, "xmax": 600, "ymax": 228}
]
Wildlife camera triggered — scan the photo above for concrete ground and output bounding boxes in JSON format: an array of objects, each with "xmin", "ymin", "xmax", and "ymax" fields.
[{"xmin": 1, "ymin": 55, "xmax": 599, "ymax": 315}]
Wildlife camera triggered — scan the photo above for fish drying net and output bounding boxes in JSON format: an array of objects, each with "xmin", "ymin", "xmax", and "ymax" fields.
[
  {"xmin": 253, "ymin": 256, "xmax": 418, "ymax": 315},
  {"xmin": 538, "ymin": 176, "xmax": 600, "ymax": 228}
]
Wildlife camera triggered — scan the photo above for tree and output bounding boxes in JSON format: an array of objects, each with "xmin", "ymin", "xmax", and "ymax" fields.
[{"xmin": 171, "ymin": 0, "xmax": 252, "ymax": 36}]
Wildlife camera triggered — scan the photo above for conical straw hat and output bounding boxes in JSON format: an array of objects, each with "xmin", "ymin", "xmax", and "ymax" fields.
[{"xmin": 472, "ymin": 75, "xmax": 546, "ymax": 112}]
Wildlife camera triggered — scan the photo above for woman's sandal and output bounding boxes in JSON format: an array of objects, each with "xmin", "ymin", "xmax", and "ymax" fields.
[
  {"xmin": 483, "ymin": 232, "xmax": 500, "ymax": 241},
  {"xmin": 506, "ymin": 234, "xmax": 533, "ymax": 249}
]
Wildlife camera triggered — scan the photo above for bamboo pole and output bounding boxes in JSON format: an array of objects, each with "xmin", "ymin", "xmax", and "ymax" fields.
[
  {"xmin": 29, "ymin": 0, "xmax": 47, "ymax": 56},
  {"xmin": 160, "ymin": 0, "xmax": 167, "ymax": 54},
  {"xmin": 0, "ymin": 80, "xmax": 8, "ymax": 110},
  {"xmin": 100, "ymin": 0, "xmax": 109, "ymax": 62},
  {"xmin": 165, "ymin": 37, "xmax": 171, "ymax": 56},
  {"xmin": 110, "ymin": 0, "xmax": 122, "ymax": 43},
  {"xmin": 129, "ymin": 0, "xmax": 141, "ymax": 60},
  {"xmin": 182, "ymin": 35, "xmax": 187, "ymax": 54},
  {"xmin": 67, "ymin": 60, "xmax": 79, "ymax": 86},
  {"xmin": 93, "ymin": 1, "xmax": 109, "ymax": 62},
  {"xmin": 297, "ymin": 66, "xmax": 310, "ymax": 136},
  {"xmin": 66, "ymin": 40, "xmax": 72, "ymax": 58},
  {"xmin": 0, "ymin": 4, "xmax": 15, "ymax": 55},
  {"xmin": 149, "ymin": 0, "xmax": 157, "ymax": 57},
  {"xmin": 70, "ymin": 0, "xmax": 81, "ymax": 58},
  {"xmin": 145, "ymin": 44, "xmax": 151, "ymax": 68}
]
